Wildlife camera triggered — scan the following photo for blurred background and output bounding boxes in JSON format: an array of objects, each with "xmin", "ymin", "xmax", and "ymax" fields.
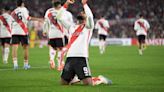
[{"xmin": 0, "ymin": 0, "xmax": 164, "ymax": 47}]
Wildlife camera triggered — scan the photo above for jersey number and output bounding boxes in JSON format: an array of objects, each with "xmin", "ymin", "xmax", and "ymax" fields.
[{"xmin": 17, "ymin": 12, "xmax": 22, "ymax": 20}]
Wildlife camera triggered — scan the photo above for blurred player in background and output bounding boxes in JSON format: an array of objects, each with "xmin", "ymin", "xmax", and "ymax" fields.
[
  {"xmin": 58, "ymin": 0, "xmax": 112, "ymax": 85},
  {"xmin": 11, "ymin": 0, "xmax": 42, "ymax": 70},
  {"xmin": 95, "ymin": 16, "xmax": 110, "ymax": 54},
  {"xmin": 0, "ymin": 6, "xmax": 13, "ymax": 64},
  {"xmin": 134, "ymin": 14, "xmax": 150, "ymax": 55},
  {"xmin": 43, "ymin": 1, "xmax": 66, "ymax": 71}
]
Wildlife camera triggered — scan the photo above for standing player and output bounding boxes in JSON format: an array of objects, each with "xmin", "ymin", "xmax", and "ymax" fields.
[
  {"xmin": 43, "ymin": 1, "xmax": 66, "ymax": 71},
  {"xmin": 58, "ymin": 0, "xmax": 112, "ymax": 85},
  {"xmin": 0, "ymin": 6, "xmax": 13, "ymax": 64},
  {"xmin": 95, "ymin": 16, "xmax": 110, "ymax": 54},
  {"xmin": 134, "ymin": 14, "xmax": 150, "ymax": 55},
  {"xmin": 11, "ymin": 0, "xmax": 42, "ymax": 70}
]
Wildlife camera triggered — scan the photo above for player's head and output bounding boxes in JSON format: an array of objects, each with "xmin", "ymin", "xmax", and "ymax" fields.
[
  {"xmin": 2, "ymin": 6, "xmax": 10, "ymax": 13},
  {"xmin": 53, "ymin": 1, "xmax": 62, "ymax": 10},
  {"xmin": 16, "ymin": 0, "xmax": 25, "ymax": 7},
  {"xmin": 139, "ymin": 14, "xmax": 144, "ymax": 18},
  {"xmin": 77, "ymin": 10, "xmax": 86, "ymax": 24}
]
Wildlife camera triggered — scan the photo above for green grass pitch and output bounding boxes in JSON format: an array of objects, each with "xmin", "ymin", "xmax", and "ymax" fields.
[{"xmin": 0, "ymin": 46, "xmax": 164, "ymax": 92}]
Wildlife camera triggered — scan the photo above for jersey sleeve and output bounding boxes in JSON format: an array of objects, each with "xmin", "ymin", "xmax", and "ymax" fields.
[
  {"xmin": 134, "ymin": 21, "xmax": 139, "ymax": 31},
  {"xmin": 83, "ymin": 4, "xmax": 94, "ymax": 29},
  {"xmin": 57, "ymin": 7, "xmax": 72, "ymax": 30},
  {"xmin": 23, "ymin": 7, "xmax": 31, "ymax": 20}
]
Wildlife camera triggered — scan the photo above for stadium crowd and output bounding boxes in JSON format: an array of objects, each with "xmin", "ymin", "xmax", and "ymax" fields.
[{"xmin": 0, "ymin": 0, "xmax": 163, "ymax": 39}]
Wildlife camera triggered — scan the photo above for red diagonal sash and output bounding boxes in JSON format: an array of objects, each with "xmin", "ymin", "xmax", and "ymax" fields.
[
  {"xmin": 48, "ymin": 12, "xmax": 63, "ymax": 33},
  {"xmin": 137, "ymin": 21, "xmax": 147, "ymax": 33},
  {"xmin": 99, "ymin": 21, "xmax": 109, "ymax": 33},
  {"xmin": 11, "ymin": 11, "xmax": 28, "ymax": 34},
  {"xmin": 0, "ymin": 16, "xmax": 11, "ymax": 33},
  {"xmin": 59, "ymin": 24, "xmax": 85, "ymax": 65}
]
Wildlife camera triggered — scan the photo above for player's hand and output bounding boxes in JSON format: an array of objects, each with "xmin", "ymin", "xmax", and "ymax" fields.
[
  {"xmin": 42, "ymin": 32, "xmax": 47, "ymax": 37},
  {"xmin": 82, "ymin": 0, "xmax": 88, "ymax": 5},
  {"xmin": 66, "ymin": 0, "xmax": 75, "ymax": 4},
  {"xmin": 62, "ymin": 47, "xmax": 68, "ymax": 53}
]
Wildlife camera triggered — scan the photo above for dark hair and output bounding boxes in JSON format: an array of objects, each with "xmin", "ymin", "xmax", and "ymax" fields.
[
  {"xmin": 17, "ymin": 0, "xmax": 24, "ymax": 6},
  {"xmin": 77, "ymin": 15, "xmax": 85, "ymax": 21},
  {"xmin": 53, "ymin": 1, "xmax": 61, "ymax": 7},
  {"xmin": 139, "ymin": 14, "xmax": 144, "ymax": 18},
  {"xmin": 4, "ymin": 6, "xmax": 10, "ymax": 11}
]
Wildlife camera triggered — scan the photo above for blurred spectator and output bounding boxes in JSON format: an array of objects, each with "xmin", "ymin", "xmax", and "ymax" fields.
[{"xmin": 0, "ymin": 0, "xmax": 163, "ymax": 38}]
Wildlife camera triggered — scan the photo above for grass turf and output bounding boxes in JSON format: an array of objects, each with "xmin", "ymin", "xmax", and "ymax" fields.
[{"xmin": 0, "ymin": 46, "xmax": 164, "ymax": 92}]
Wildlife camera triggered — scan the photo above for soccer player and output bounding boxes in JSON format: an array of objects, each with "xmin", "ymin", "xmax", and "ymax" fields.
[
  {"xmin": 43, "ymin": 1, "xmax": 67, "ymax": 71},
  {"xmin": 58, "ymin": 0, "xmax": 112, "ymax": 85},
  {"xmin": 0, "ymin": 6, "xmax": 13, "ymax": 64},
  {"xmin": 95, "ymin": 16, "xmax": 110, "ymax": 54},
  {"xmin": 11, "ymin": 0, "xmax": 42, "ymax": 70},
  {"xmin": 134, "ymin": 14, "xmax": 150, "ymax": 55}
]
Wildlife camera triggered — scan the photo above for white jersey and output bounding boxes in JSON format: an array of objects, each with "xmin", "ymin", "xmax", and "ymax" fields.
[
  {"xmin": 0, "ymin": 13, "xmax": 13, "ymax": 38},
  {"xmin": 44, "ymin": 8, "xmax": 64, "ymax": 39},
  {"xmin": 11, "ymin": 7, "xmax": 30, "ymax": 35},
  {"xmin": 61, "ymin": 10, "xmax": 74, "ymax": 37},
  {"xmin": 95, "ymin": 18, "xmax": 110, "ymax": 36},
  {"xmin": 58, "ymin": 4, "xmax": 94, "ymax": 57},
  {"xmin": 134, "ymin": 18, "xmax": 150, "ymax": 36}
]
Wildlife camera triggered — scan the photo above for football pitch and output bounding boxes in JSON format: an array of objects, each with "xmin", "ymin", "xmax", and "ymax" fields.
[{"xmin": 0, "ymin": 46, "xmax": 164, "ymax": 92}]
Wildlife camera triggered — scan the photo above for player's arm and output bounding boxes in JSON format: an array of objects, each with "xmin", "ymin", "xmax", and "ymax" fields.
[
  {"xmin": 43, "ymin": 18, "xmax": 50, "ymax": 36},
  {"xmin": 43, "ymin": 10, "xmax": 50, "ymax": 36},
  {"xmin": 146, "ymin": 20, "xmax": 150, "ymax": 30},
  {"xmin": 82, "ymin": 0, "xmax": 94, "ymax": 29},
  {"xmin": 56, "ymin": 0, "xmax": 74, "ymax": 30},
  {"xmin": 134, "ymin": 21, "xmax": 139, "ymax": 31}
]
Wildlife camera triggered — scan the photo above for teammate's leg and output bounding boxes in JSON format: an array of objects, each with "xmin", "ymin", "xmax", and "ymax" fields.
[
  {"xmin": 138, "ymin": 35, "xmax": 143, "ymax": 55},
  {"xmin": 23, "ymin": 44, "xmax": 30, "ymax": 70},
  {"xmin": 49, "ymin": 46, "xmax": 56, "ymax": 69},
  {"xmin": 12, "ymin": 44, "xmax": 19, "ymax": 69},
  {"xmin": 3, "ymin": 43, "xmax": 10, "ymax": 64},
  {"xmin": 57, "ymin": 48, "xmax": 64, "ymax": 71}
]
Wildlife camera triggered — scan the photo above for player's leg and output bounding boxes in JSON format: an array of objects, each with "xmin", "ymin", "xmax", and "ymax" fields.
[
  {"xmin": 57, "ymin": 48, "xmax": 65, "ymax": 71},
  {"xmin": 92, "ymin": 75, "xmax": 112, "ymax": 85},
  {"xmin": 99, "ymin": 35, "xmax": 103, "ymax": 54},
  {"xmin": 61, "ymin": 57, "xmax": 75, "ymax": 85},
  {"xmin": 102, "ymin": 35, "xmax": 107, "ymax": 54},
  {"xmin": 11, "ymin": 35, "xmax": 19, "ymax": 69},
  {"xmin": 74, "ymin": 57, "xmax": 93, "ymax": 85},
  {"xmin": 49, "ymin": 46, "xmax": 56, "ymax": 69},
  {"xmin": 55, "ymin": 38, "xmax": 65, "ymax": 71},
  {"xmin": 141, "ymin": 35, "xmax": 146, "ymax": 50},
  {"xmin": 3, "ymin": 38, "xmax": 11, "ymax": 64},
  {"xmin": 138, "ymin": 35, "xmax": 143, "ymax": 55},
  {"xmin": 21, "ymin": 35, "xmax": 30, "ymax": 70}
]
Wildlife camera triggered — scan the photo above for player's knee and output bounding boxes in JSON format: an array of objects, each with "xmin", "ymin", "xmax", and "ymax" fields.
[{"xmin": 60, "ymin": 78, "xmax": 69, "ymax": 85}]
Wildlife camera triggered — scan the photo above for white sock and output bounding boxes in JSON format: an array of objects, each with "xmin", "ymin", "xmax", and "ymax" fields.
[
  {"xmin": 102, "ymin": 41, "xmax": 106, "ymax": 53},
  {"xmin": 139, "ymin": 49, "xmax": 143, "ymax": 55},
  {"xmin": 3, "ymin": 47, "xmax": 10, "ymax": 62},
  {"xmin": 24, "ymin": 60, "xmax": 29, "ymax": 66},
  {"xmin": 99, "ymin": 41, "xmax": 103, "ymax": 54},
  {"xmin": 13, "ymin": 58, "xmax": 18, "ymax": 66},
  {"xmin": 92, "ymin": 77, "xmax": 103, "ymax": 85},
  {"xmin": 70, "ymin": 75, "xmax": 80, "ymax": 84},
  {"xmin": 57, "ymin": 51, "xmax": 62, "ymax": 67},
  {"xmin": 49, "ymin": 47, "xmax": 56, "ymax": 62}
]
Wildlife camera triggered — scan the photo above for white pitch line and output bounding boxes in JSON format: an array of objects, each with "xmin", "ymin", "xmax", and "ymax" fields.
[{"xmin": 0, "ymin": 66, "xmax": 49, "ymax": 71}]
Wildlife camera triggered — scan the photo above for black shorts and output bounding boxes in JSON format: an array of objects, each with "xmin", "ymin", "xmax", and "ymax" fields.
[
  {"xmin": 61, "ymin": 57, "xmax": 92, "ymax": 83},
  {"xmin": 0, "ymin": 38, "xmax": 11, "ymax": 46},
  {"xmin": 138, "ymin": 35, "xmax": 146, "ymax": 43},
  {"xmin": 64, "ymin": 36, "xmax": 68, "ymax": 46},
  {"xmin": 99, "ymin": 34, "xmax": 107, "ymax": 41},
  {"xmin": 11, "ymin": 35, "xmax": 29, "ymax": 45},
  {"xmin": 48, "ymin": 38, "xmax": 64, "ymax": 48}
]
